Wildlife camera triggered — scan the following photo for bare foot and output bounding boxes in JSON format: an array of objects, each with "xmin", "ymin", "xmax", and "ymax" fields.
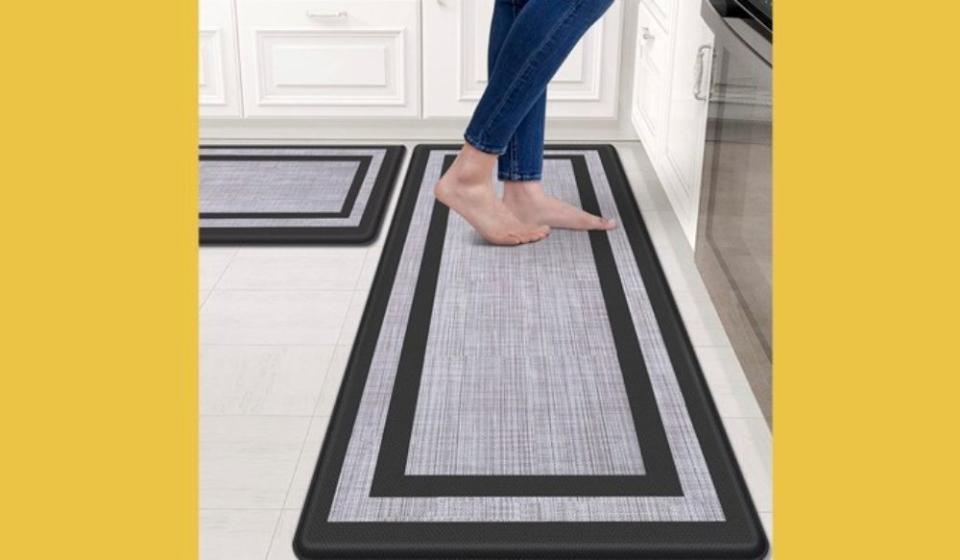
[
  {"xmin": 434, "ymin": 146, "xmax": 550, "ymax": 246},
  {"xmin": 503, "ymin": 181, "xmax": 617, "ymax": 231}
]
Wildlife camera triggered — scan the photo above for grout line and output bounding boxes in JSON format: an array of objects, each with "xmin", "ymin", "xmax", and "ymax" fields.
[
  {"xmin": 200, "ymin": 507, "xmax": 289, "ymax": 512},
  {"xmin": 333, "ymin": 290, "xmax": 361, "ymax": 347},
  {"xmin": 199, "ymin": 290, "xmax": 213, "ymax": 310},
  {"xmin": 201, "ymin": 412, "xmax": 314, "ymax": 419},
  {"xmin": 201, "ymin": 247, "xmax": 240, "ymax": 295},
  {"xmin": 273, "ymin": 351, "xmax": 343, "ymax": 511},
  {"xmin": 200, "ymin": 413, "xmax": 315, "ymax": 419},
  {"xmin": 200, "ymin": 343, "xmax": 341, "ymax": 348},
  {"xmin": 263, "ymin": 508, "xmax": 285, "ymax": 560},
  {"xmin": 198, "ymin": 342, "xmax": 340, "ymax": 348},
  {"xmin": 199, "ymin": 287, "xmax": 363, "ymax": 293}
]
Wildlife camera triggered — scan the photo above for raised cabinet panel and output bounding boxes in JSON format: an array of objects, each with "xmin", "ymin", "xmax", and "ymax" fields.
[
  {"xmin": 644, "ymin": 0, "xmax": 677, "ymax": 30},
  {"xmin": 423, "ymin": 0, "xmax": 622, "ymax": 118},
  {"xmin": 254, "ymin": 30, "xmax": 405, "ymax": 105},
  {"xmin": 663, "ymin": 1, "xmax": 714, "ymax": 244},
  {"xmin": 631, "ymin": 0, "xmax": 672, "ymax": 147},
  {"xmin": 236, "ymin": 0, "xmax": 420, "ymax": 117},
  {"xmin": 200, "ymin": 0, "xmax": 242, "ymax": 117}
]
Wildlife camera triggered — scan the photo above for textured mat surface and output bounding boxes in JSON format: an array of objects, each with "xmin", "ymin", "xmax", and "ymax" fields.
[
  {"xmin": 295, "ymin": 145, "xmax": 767, "ymax": 559},
  {"xmin": 199, "ymin": 145, "xmax": 404, "ymax": 244}
]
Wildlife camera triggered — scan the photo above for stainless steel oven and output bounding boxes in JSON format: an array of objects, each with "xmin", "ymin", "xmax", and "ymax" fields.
[{"xmin": 696, "ymin": 0, "xmax": 773, "ymax": 422}]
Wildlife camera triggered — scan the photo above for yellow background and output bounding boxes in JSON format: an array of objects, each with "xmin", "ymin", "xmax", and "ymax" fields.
[
  {"xmin": 1, "ymin": 1, "xmax": 197, "ymax": 559},
  {"xmin": 1, "ymin": 1, "xmax": 958, "ymax": 558},
  {"xmin": 775, "ymin": 1, "xmax": 959, "ymax": 557}
]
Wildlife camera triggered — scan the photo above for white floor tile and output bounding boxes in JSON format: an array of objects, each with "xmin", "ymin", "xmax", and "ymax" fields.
[
  {"xmin": 336, "ymin": 292, "xmax": 370, "ymax": 347},
  {"xmin": 640, "ymin": 210, "xmax": 695, "ymax": 251},
  {"xmin": 611, "ymin": 144, "xmax": 673, "ymax": 212},
  {"xmin": 201, "ymin": 345, "xmax": 336, "ymax": 416},
  {"xmin": 201, "ymin": 290, "xmax": 351, "ymax": 345},
  {"xmin": 283, "ymin": 416, "xmax": 331, "ymax": 510},
  {"xmin": 355, "ymin": 245, "xmax": 385, "ymax": 293},
  {"xmin": 313, "ymin": 346, "xmax": 351, "ymax": 417},
  {"xmin": 200, "ymin": 509, "xmax": 280, "ymax": 560},
  {"xmin": 694, "ymin": 346, "xmax": 765, "ymax": 419},
  {"xmin": 722, "ymin": 416, "xmax": 772, "ymax": 513},
  {"xmin": 650, "ymin": 240, "xmax": 709, "ymax": 296},
  {"xmin": 266, "ymin": 510, "xmax": 303, "ymax": 560},
  {"xmin": 200, "ymin": 290, "xmax": 211, "ymax": 308},
  {"xmin": 673, "ymin": 289, "xmax": 733, "ymax": 347},
  {"xmin": 218, "ymin": 247, "xmax": 368, "ymax": 291},
  {"xmin": 200, "ymin": 248, "xmax": 238, "ymax": 291},
  {"xmin": 200, "ymin": 416, "xmax": 310, "ymax": 509}
]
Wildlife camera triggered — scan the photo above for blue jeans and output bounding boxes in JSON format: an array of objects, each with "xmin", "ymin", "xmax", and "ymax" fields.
[{"xmin": 464, "ymin": 0, "xmax": 614, "ymax": 181}]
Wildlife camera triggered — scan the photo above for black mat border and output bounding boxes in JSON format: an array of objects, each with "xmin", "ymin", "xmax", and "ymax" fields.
[
  {"xmin": 199, "ymin": 145, "xmax": 405, "ymax": 245},
  {"xmin": 199, "ymin": 154, "xmax": 371, "ymax": 219},
  {"xmin": 294, "ymin": 145, "xmax": 768, "ymax": 559},
  {"xmin": 368, "ymin": 154, "xmax": 682, "ymax": 498}
]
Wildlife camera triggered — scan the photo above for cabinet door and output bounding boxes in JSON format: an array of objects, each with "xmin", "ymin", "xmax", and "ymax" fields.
[
  {"xmin": 631, "ymin": 1, "xmax": 672, "ymax": 148},
  {"xmin": 663, "ymin": 2, "xmax": 714, "ymax": 244},
  {"xmin": 200, "ymin": 0, "xmax": 243, "ymax": 117},
  {"xmin": 422, "ymin": 0, "xmax": 622, "ymax": 118},
  {"xmin": 236, "ymin": 0, "xmax": 420, "ymax": 117}
]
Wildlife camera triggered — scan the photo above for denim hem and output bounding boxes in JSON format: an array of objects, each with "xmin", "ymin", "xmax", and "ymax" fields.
[
  {"xmin": 498, "ymin": 172, "xmax": 542, "ymax": 181},
  {"xmin": 463, "ymin": 134, "xmax": 506, "ymax": 156}
]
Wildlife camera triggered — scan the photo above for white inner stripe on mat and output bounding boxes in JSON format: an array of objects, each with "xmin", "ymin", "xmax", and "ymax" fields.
[
  {"xmin": 406, "ymin": 158, "xmax": 645, "ymax": 476},
  {"xmin": 198, "ymin": 148, "xmax": 385, "ymax": 228},
  {"xmin": 327, "ymin": 149, "xmax": 724, "ymax": 522}
]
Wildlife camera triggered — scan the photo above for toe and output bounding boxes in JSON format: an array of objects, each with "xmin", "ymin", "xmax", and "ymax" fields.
[
  {"xmin": 530, "ymin": 226, "xmax": 550, "ymax": 242},
  {"xmin": 597, "ymin": 217, "xmax": 617, "ymax": 230}
]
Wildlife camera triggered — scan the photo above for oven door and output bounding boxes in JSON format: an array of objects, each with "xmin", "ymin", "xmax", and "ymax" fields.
[{"xmin": 696, "ymin": 0, "xmax": 773, "ymax": 421}]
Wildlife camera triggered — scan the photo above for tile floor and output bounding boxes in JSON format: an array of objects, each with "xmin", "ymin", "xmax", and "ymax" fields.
[{"xmin": 199, "ymin": 141, "xmax": 773, "ymax": 559}]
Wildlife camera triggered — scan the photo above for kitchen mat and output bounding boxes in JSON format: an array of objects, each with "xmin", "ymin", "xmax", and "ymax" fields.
[
  {"xmin": 294, "ymin": 145, "xmax": 767, "ymax": 559},
  {"xmin": 199, "ymin": 145, "xmax": 405, "ymax": 244}
]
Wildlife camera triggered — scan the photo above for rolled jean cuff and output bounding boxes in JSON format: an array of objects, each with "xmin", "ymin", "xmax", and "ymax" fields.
[
  {"xmin": 498, "ymin": 172, "xmax": 542, "ymax": 181},
  {"xmin": 463, "ymin": 133, "xmax": 505, "ymax": 156}
]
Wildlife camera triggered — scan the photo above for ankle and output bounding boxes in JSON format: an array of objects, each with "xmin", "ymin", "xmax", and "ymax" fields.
[
  {"xmin": 503, "ymin": 180, "xmax": 545, "ymax": 200},
  {"xmin": 449, "ymin": 144, "xmax": 497, "ymax": 186}
]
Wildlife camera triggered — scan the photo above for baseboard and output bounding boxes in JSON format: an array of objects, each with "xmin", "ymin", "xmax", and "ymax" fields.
[{"xmin": 199, "ymin": 117, "xmax": 639, "ymax": 142}]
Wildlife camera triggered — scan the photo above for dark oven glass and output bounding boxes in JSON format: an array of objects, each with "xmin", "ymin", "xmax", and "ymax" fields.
[{"xmin": 697, "ymin": 0, "xmax": 772, "ymax": 422}]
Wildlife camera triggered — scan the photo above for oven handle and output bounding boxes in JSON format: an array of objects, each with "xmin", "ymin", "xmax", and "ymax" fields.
[{"xmin": 693, "ymin": 45, "xmax": 712, "ymax": 101}]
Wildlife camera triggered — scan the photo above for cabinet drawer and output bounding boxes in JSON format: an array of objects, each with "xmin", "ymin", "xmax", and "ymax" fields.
[{"xmin": 236, "ymin": 0, "xmax": 420, "ymax": 117}]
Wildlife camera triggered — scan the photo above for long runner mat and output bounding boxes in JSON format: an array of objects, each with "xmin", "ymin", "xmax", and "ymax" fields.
[
  {"xmin": 295, "ymin": 145, "xmax": 767, "ymax": 559},
  {"xmin": 199, "ymin": 145, "xmax": 405, "ymax": 244}
]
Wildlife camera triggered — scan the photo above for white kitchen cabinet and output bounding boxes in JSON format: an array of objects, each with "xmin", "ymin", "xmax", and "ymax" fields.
[
  {"xmin": 422, "ymin": 0, "xmax": 623, "ymax": 118},
  {"xmin": 662, "ymin": 1, "xmax": 714, "ymax": 243},
  {"xmin": 644, "ymin": 0, "xmax": 676, "ymax": 30},
  {"xmin": 199, "ymin": 0, "xmax": 243, "ymax": 117},
  {"xmin": 630, "ymin": 0, "xmax": 713, "ymax": 246},
  {"xmin": 630, "ymin": 0, "xmax": 673, "ymax": 148},
  {"xmin": 235, "ymin": 0, "xmax": 420, "ymax": 117}
]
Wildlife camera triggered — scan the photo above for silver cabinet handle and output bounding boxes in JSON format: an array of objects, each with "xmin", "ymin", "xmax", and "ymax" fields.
[
  {"xmin": 306, "ymin": 10, "xmax": 348, "ymax": 19},
  {"xmin": 640, "ymin": 26, "xmax": 655, "ymax": 41},
  {"xmin": 693, "ymin": 44, "xmax": 712, "ymax": 101}
]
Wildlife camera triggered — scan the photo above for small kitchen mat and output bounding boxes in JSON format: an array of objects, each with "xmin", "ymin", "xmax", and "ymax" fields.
[
  {"xmin": 199, "ymin": 145, "xmax": 405, "ymax": 244},
  {"xmin": 294, "ymin": 145, "xmax": 767, "ymax": 559}
]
